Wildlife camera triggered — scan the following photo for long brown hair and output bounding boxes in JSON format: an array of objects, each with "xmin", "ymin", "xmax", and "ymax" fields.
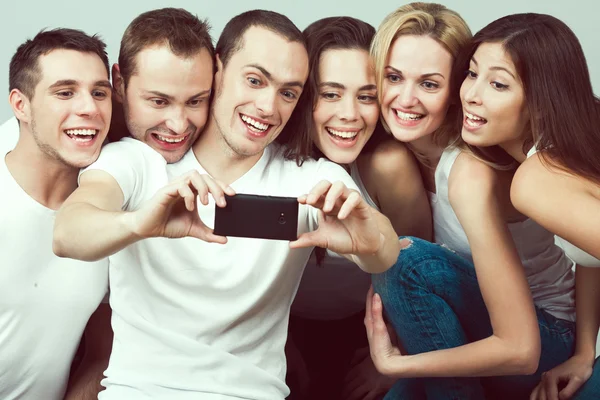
[
  {"xmin": 288, "ymin": 16, "xmax": 379, "ymax": 265},
  {"xmin": 456, "ymin": 13, "xmax": 600, "ymax": 183}
]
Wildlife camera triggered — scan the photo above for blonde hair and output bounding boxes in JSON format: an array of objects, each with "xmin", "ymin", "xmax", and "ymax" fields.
[{"xmin": 370, "ymin": 2, "xmax": 471, "ymax": 149}]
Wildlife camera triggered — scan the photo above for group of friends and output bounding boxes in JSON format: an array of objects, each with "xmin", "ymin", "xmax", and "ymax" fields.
[{"xmin": 1, "ymin": 2, "xmax": 600, "ymax": 400}]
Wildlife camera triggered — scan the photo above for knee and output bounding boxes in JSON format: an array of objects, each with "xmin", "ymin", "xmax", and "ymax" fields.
[{"xmin": 372, "ymin": 237, "xmax": 469, "ymax": 298}]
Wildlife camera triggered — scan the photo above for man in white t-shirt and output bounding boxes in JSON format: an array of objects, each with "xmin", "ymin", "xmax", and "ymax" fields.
[
  {"xmin": 53, "ymin": 10, "xmax": 401, "ymax": 400},
  {"xmin": 0, "ymin": 29, "xmax": 113, "ymax": 400}
]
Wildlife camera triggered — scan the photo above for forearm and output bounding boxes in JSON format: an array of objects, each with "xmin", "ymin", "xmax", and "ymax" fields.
[
  {"xmin": 64, "ymin": 360, "xmax": 107, "ymax": 400},
  {"xmin": 352, "ymin": 212, "xmax": 401, "ymax": 274},
  {"xmin": 573, "ymin": 265, "xmax": 600, "ymax": 359},
  {"xmin": 383, "ymin": 334, "xmax": 537, "ymax": 379},
  {"xmin": 54, "ymin": 202, "xmax": 139, "ymax": 261}
]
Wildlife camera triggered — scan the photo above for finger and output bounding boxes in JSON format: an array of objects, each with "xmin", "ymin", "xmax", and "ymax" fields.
[
  {"xmin": 196, "ymin": 174, "xmax": 227, "ymax": 207},
  {"xmin": 530, "ymin": 383, "xmax": 540, "ymax": 400},
  {"xmin": 305, "ymin": 180, "xmax": 333, "ymax": 206},
  {"xmin": 542, "ymin": 371, "xmax": 560, "ymax": 400},
  {"xmin": 337, "ymin": 190, "xmax": 363, "ymax": 220},
  {"xmin": 365, "ymin": 286, "xmax": 374, "ymax": 335},
  {"xmin": 559, "ymin": 377, "xmax": 585, "ymax": 399},
  {"xmin": 177, "ymin": 183, "xmax": 197, "ymax": 211},
  {"xmin": 183, "ymin": 172, "xmax": 209, "ymax": 205},
  {"xmin": 322, "ymin": 181, "xmax": 347, "ymax": 213}
]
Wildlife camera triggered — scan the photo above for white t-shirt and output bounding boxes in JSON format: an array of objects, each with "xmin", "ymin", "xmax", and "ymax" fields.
[
  {"xmin": 84, "ymin": 138, "xmax": 359, "ymax": 400},
  {"xmin": 292, "ymin": 162, "xmax": 378, "ymax": 320},
  {"xmin": 0, "ymin": 117, "xmax": 19, "ymax": 153},
  {"xmin": 0, "ymin": 126, "xmax": 109, "ymax": 400}
]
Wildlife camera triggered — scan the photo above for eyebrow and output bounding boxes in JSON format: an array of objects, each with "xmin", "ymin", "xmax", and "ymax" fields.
[
  {"xmin": 245, "ymin": 63, "xmax": 304, "ymax": 89},
  {"xmin": 319, "ymin": 82, "xmax": 377, "ymax": 91},
  {"xmin": 48, "ymin": 79, "xmax": 112, "ymax": 90},
  {"xmin": 471, "ymin": 57, "xmax": 516, "ymax": 79},
  {"xmin": 385, "ymin": 66, "xmax": 445, "ymax": 80},
  {"xmin": 144, "ymin": 89, "xmax": 212, "ymax": 101}
]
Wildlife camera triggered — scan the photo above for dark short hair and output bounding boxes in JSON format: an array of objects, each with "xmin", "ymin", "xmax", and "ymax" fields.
[
  {"xmin": 215, "ymin": 9, "xmax": 305, "ymax": 68},
  {"xmin": 9, "ymin": 28, "xmax": 109, "ymax": 99},
  {"xmin": 119, "ymin": 7, "xmax": 214, "ymax": 87},
  {"xmin": 456, "ymin": 13, "xmax": 600, "ymax": 183}
]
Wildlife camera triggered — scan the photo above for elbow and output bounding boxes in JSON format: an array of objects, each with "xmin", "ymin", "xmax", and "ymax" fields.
[
  {"xmin": 52, "ymin": 223, "xmax": 72, "ymax": 259},
  {"xmin": 512, "ymin": 341, "xmax": 541, "ymax": 375}
]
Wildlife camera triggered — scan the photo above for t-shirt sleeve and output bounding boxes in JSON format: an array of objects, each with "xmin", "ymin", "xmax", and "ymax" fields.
[{"xmin": 79, "ymin": 138, "xmax": 165, "ymax": 210}]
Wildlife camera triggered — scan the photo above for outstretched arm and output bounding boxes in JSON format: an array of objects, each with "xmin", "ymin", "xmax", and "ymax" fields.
[
  {"xmin": 290, "ymin": 180, "xmax": 401, "ymax": 274},
  {"xmin": 54, "ymin": 170, "xmax": 233, "ymax": 261}
]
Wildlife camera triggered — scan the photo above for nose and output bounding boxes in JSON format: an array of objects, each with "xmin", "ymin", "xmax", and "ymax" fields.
[
  {"xmin": 396, "ymin": 84, "xmax": 419, "ymax": 108},
  {"xmin": 461, "ymin": 77, "xmax": 482, "ymax": 106},
  {"xmin": 338, "ymin": 96, "xmax": 359, "ymax": 122},
  {"xmin": 75, "ymin": 92, "xmax": 100, "ymax": 118},
  {"xmin": 164, "ymin": 107, "xmax": 189, "ymax": 135},
  {"xmin": 255, "ymin": 89, "xmax": 276, "ymax": 117}
]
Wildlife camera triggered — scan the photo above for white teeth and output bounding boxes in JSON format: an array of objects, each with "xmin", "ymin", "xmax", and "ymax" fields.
[
  {"xmin": 465, "ymin": 112, "xmax": 485, "ymax": 121},
  {"xmin": 241, "ymin": 115, "xmax": 269, "ymax": 132},
  {"xmin": 65, "ymin": 129, "xmax": 97, "ymax": 136},
  {"xmin": 156, "ymin": 134, "xmax": 186, "ymax": 143},
  {"xmin": 395, "ymin": 110, "xmax": 423, "ymax": 120},
  {"xmin": 326, "ymin": 128, "xmax": 358, "ymax": 139},
  {"xmin": 70, "ymin": 136, "xmax": 93, "ymax": 142}
]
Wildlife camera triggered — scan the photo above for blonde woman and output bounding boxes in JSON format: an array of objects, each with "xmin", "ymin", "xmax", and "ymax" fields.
[{"xmin": 365, "ymin": 3, "xmax": 577, "ymax": 399}]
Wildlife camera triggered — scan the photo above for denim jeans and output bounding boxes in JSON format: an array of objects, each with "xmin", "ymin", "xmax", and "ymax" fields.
[{"xmin": 372, "ymin": 237, "xmax": 577, "ymax": 400}]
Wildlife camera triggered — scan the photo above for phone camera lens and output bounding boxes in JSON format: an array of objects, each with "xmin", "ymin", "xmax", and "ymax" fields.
[{"xmin": 278, "ymin": 213, "xmax": 286, "ymax": 225}]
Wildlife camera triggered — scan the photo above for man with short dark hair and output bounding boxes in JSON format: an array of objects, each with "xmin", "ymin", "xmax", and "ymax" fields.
[
  {"xmin": 108, "ymin": 7, "xmax": 215, "ymax": 163},
  {"xmin": 0, "ymin": 28, "xmax": 113, "ymax": 400},
  {"xmin": 54, "ymin": 10, "xmax": 401, "ymax": 399}
]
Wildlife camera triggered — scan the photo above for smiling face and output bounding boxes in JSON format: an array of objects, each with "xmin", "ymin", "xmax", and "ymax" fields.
[
  {"xmin": 23, "ymin": 49, "xmax": 111, "ymax": 168},
  {"xmin": 117, "ymin": 45, "xmax": 214, "ymax": 163},
  {"xmin": 210, "ymin": 26, "xmax": 309, "ymax": 159},
  {"xmin": 380, "ymin": 35, "xmax": 453, "ymax": 144},
  {"xmin": 311, "ymin": 48, "xmax": 379, "ymax": 165},
  {"xmin": 460, "ymin": 42, "xmax": 529, "ymax": 151}
]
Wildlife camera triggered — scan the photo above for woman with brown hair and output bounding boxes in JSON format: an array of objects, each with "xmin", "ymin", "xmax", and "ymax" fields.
[
  {"xmin": 455, "ymin": 13, "xmax": 600, "ymax": 399},
  {"xmin": 364, "ymin": 3, "xmax": 582, "ymax": 399},
  {"xmin": 285, "ymin": 15, "xmax": 431, "ymax": 399}
]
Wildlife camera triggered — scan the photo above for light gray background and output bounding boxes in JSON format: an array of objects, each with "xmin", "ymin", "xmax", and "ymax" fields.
[{"xmin": 0, "ymin": 0, "xmax": 598, "ymax": 121}]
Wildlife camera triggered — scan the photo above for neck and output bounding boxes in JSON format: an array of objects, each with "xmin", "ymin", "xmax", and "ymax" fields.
[
  {"xmin": 192, "ymin": 116, "xmax": 265, "ymax": 185},
  {"xmin": 500, "ymin": 137, "xmax": 529, "ymax": 164},
  {"xmin": 6, "ymin": 132, "xmax": 79, "ymax": 210},
  {"xmin": 407, "ymin": 134, "xmax": 445, "ymax": 169}
]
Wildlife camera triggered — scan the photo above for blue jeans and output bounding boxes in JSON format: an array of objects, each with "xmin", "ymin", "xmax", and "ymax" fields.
[{"xmin": 372, "ymin": 237, "xmax": 576, "ymax": 400}]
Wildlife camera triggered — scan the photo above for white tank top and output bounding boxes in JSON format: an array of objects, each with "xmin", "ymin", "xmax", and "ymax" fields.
[
  {"xmin": 430, "ymin": 147, "xmax": 576, "ymax": 321},
  {"xmin": 291, "ymin": 162, "xmax": 378, "ymax": 320},
  {"xmin": 526, "ymin": 146, "xmax": 600, "ymax": 268}
]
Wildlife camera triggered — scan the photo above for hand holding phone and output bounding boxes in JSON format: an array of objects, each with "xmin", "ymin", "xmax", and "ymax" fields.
[{"xmin": 213, "ymin": 194, "xmax": 299, "ymax": 241}]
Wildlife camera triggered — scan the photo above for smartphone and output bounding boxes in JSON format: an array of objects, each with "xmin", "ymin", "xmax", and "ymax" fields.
[{"xmin": 213, "ymin": 193, "xmax": 299, "ymax": 241}]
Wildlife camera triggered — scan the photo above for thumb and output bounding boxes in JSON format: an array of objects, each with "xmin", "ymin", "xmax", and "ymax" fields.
[{"xmin": 289, "ymin": 229, "xmax": 328, "ymax": 249}]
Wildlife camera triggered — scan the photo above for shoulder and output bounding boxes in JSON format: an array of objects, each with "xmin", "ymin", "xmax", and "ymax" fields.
[
  {"xmin": 359, "ymin": 138, "xmax": 415, "ymax": 177},
  {"xmin": 512, "ymin": 152, "xmax": 597, "ymax": 209}
]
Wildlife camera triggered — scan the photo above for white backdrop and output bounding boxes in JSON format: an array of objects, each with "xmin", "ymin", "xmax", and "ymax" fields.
[{"xmin": 0, "ymin": 0, "xmax": 598, "ymax": 121}]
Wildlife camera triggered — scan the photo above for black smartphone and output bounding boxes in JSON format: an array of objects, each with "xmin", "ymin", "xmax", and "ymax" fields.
[{"xmin": 213, "ymin": 193, "xmax": 299, "ymax": 241}]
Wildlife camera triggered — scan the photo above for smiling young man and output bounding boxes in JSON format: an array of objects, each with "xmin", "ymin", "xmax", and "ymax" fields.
[
  {"xmin": 53, "ymin": 10, "xmax": 401, "ymax": 399},
  {"xmin": 106, "ymin": 7, "xmax": 214, "ymax": 164},
  {"xmin": 0, "ymin": 28, "xmax": 112, "ymax": 400}
]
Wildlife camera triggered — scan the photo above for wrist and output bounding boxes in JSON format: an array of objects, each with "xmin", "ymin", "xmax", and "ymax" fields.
[
  {"xmin": 573, "ymin": 348, "xmax": 596, "ymax": 364},
  {"xmin": 121, "ymin": 211, "xmax": 145, "ymax": 240}
]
